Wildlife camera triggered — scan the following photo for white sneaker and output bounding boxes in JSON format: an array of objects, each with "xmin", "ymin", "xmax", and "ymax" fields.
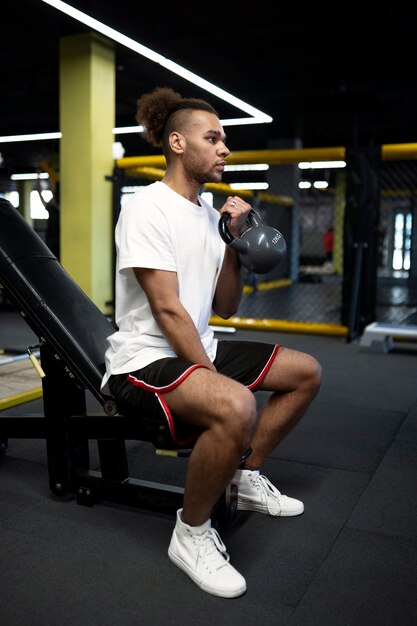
[
  {"xmin": 233, "ymin": 469, "xmax": 304, "ymax": 517},
  {"xmin": 168, "ymin": 509, "xmax": 247, "ymax": 598}
]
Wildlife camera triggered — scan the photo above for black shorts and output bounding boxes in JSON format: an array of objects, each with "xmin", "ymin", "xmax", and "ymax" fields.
[{"xmin": 108, "ymin": 340, "xmax": 280, "ymax": 446}]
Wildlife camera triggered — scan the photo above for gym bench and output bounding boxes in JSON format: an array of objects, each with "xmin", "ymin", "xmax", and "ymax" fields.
[{"xmin": 0, "ymin": 199, "xmax": 240, "ymax": 527}]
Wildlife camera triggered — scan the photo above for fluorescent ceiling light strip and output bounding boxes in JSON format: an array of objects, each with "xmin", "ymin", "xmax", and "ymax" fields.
[
  {"xmin": 299, "ymin": 160, "xmax": 346, "ymax": 169},
  {"xmin": 41, "ymin": 0, "xmax": 272, "ymax": 125},
  {"xmin": 113, "ymin": 126, "xmax": 144, "ymax": 135},
  {"xmin": 0, "ymin": 128, "xmax": 144, "ymax": 143},
  {"xmin": 0, "ymin": 132, "xmax": 62, "ymax": 143},
  {"xmin": 0, "ymin": 118, "xmax": 267, "ymax": 143},
  {"xmin": 11, "ymin": 173, "xmax": 49, "ymax": 180},
  {"xmin": 230, "ymin": 182, "xmax": 269, "ymax": 190},
  {"xmin": 225, "ymin": 164, "xmax": 269, "ymax": 171},
  {"xmin": 113, "ymin": 115, "xmax": 269, "ymax": 134},
  {"xmin": 220, "ymin": 117, "xmax": 269, "ymax": 127}
]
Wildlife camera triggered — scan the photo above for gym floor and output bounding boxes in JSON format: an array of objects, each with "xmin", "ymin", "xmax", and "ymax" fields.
[{"xmin": 1, "ymin": 310, "xmax": 417, "ymax": 626}]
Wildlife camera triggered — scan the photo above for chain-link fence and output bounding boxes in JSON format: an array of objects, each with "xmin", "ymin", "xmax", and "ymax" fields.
[
  {"xmin": 114, "ymin": 145, "xmax": 417, "ymax": 337},
  {"xmin": 377, "ymin": 159, "xmax": 417, "ymax": 325}
]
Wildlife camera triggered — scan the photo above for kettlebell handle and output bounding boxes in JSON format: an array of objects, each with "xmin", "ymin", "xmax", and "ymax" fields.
[
  {"xmin": 217, "ymin": 208, "xmax": 261, "ymax": 245},
  {"xmin": 218, "ymin": 207, "xmax": 287, "ymax": 274}
]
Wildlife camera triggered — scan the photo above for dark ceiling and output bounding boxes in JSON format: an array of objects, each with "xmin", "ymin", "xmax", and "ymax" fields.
[{"xmin": 1, "ymin": 1, "xmax": 417, "ymax": 180}]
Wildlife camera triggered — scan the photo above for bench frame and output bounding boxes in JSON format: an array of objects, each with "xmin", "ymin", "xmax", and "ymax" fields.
[
  {"xmin": 0, "ymin": 342, "xmax": 237, "ymax": 524},
  {"xmin": 0, "ymin": 199, "xmax": 236, "ymax": 527}
]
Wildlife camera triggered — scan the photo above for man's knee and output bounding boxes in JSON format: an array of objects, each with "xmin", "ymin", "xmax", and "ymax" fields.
[
  {"xmin": 220, "ymin": 387, "xmax": 257, "ymax": 448},
  {"xmin": 305, "ymin": 355, "xmax": 323, "ymax": 395},
  {"xmin": 228, "ymin": 385, "xmax": 256, "ymax": 419}
]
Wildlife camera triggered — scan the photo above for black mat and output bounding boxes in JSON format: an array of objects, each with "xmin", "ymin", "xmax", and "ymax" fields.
[{"xmin": 1, "ymin": 314, "xmax": 417, "ymax": 625}]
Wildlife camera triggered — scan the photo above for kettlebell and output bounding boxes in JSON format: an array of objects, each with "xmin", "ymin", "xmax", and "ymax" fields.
[{"xmin": 218, "ymin": 208, "xmax": 287, "ymax": 274}]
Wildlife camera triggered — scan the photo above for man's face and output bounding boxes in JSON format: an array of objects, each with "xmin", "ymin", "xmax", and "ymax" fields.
[{"xmin": 181, "ymin": 111, "xmax": 230, "ymax": 185}]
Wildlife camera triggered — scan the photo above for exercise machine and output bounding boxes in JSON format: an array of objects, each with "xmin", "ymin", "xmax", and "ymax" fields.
[{"xmin": 0, "ymin": 198, "xmax": 238, "ymax": 526}]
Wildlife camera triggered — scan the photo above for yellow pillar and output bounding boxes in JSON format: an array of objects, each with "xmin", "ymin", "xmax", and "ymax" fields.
[{"xmin": 59, "ymin": 33, "xmax": 115, "ymax": 312}]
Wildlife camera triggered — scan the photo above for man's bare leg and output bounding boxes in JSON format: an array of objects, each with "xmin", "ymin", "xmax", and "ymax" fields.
[
  {"xmin": 230, "ymin": 347, "xmax": 322, "ymax": 518},
  {"xmin": 162, "ymin": 368, "xmax": 257, "ymax": 525},
  {"xmin": 242, "ymin": 347, "xmax": 322, "ymax": 468},
  {"xmin": 164, "ymin": 369, "xmax": 251, "ymax": 598},
  {"xmin": 244, "ymin": 347, "xmax": 322, "ymax": 469}
]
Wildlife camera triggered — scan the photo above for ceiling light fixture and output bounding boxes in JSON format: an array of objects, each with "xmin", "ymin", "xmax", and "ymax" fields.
[
  {"xmin": 0, "ymin": 128, "xmax": 140, "ymax": 143},
  {"xmin": 298, "ymin": 161, "xmax": 346, "ymax": 169},
  {"xmin": 41, "ymin": 0, "xmax": 272, "ymax": 127},
  {"xmin": 11, "ymin": 172, "xmax": 49, "ymax": 180},
  {"xmin": 0, "ymin": 132, "xmax": 62, "ymax": 143},
  {"xmin": 230, "ymin": 182, "xmax": 269, "ymax": 190},
  {"xmin": 225, "ymin": 164, "xmax": 269, "ymax": 172}
]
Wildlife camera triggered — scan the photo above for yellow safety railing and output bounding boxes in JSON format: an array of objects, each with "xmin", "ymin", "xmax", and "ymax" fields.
[
  {"xmin": 116, "ymin": 143, "xmax": 417, "ymax": 173},
  {"xmin": 114, "ymin": 143, "xmax": 417, "ymax": 337}
]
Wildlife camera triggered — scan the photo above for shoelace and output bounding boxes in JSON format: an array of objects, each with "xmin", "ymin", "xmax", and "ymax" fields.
[
  {"xmin": 198, "ymin": 528, "xmax": 230, "ymax": 572},
  {"xmin": 251, "ymin": 473, "xmax": 283, "ymax": 515}
]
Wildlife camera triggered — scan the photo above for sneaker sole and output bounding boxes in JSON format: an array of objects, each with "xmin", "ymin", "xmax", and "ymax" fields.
[
  {"xmin": 237, "ymin": 500, "xmax": 304, "ymax": 516},
  {"xmin": 168, "ymin": 548, "xmax": 247, "ymax": 598}
]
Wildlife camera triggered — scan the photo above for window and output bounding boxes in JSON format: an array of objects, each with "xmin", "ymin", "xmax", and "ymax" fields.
[{"xmin": 392, "ymin": 211, "xmax": 413, "ymax": 272}]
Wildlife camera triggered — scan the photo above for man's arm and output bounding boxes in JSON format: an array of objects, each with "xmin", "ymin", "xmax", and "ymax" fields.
[
  {"xmin": 212, "ymin": 196, "xmax": 251, "ymax": 319},
  {"xmin": 212, "ymin": 246, "xmax": 243, "ymax": 319},
  {"xmin": 134, "ymin": 267, "xmax": 216, "ymax": 371}
]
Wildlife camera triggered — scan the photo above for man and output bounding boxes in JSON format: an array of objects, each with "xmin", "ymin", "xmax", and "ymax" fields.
[{"xmin": 101, "ymin": 87, "xmax": 322, "ymax": 598}]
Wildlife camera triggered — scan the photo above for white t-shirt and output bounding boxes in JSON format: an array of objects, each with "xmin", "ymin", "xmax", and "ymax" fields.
[{"xmin": 101, "ymin": 181, "xmax": 225, "ymax": 394}]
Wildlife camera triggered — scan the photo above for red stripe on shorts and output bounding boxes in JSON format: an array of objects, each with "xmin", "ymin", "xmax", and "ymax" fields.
[
  {"xmin": 126, "ymin": 363, "xmax": 208, "ymax": 446},
  {"xmin": 247, "ymin": 344, "xmax": 280, "ymax": 390}
]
